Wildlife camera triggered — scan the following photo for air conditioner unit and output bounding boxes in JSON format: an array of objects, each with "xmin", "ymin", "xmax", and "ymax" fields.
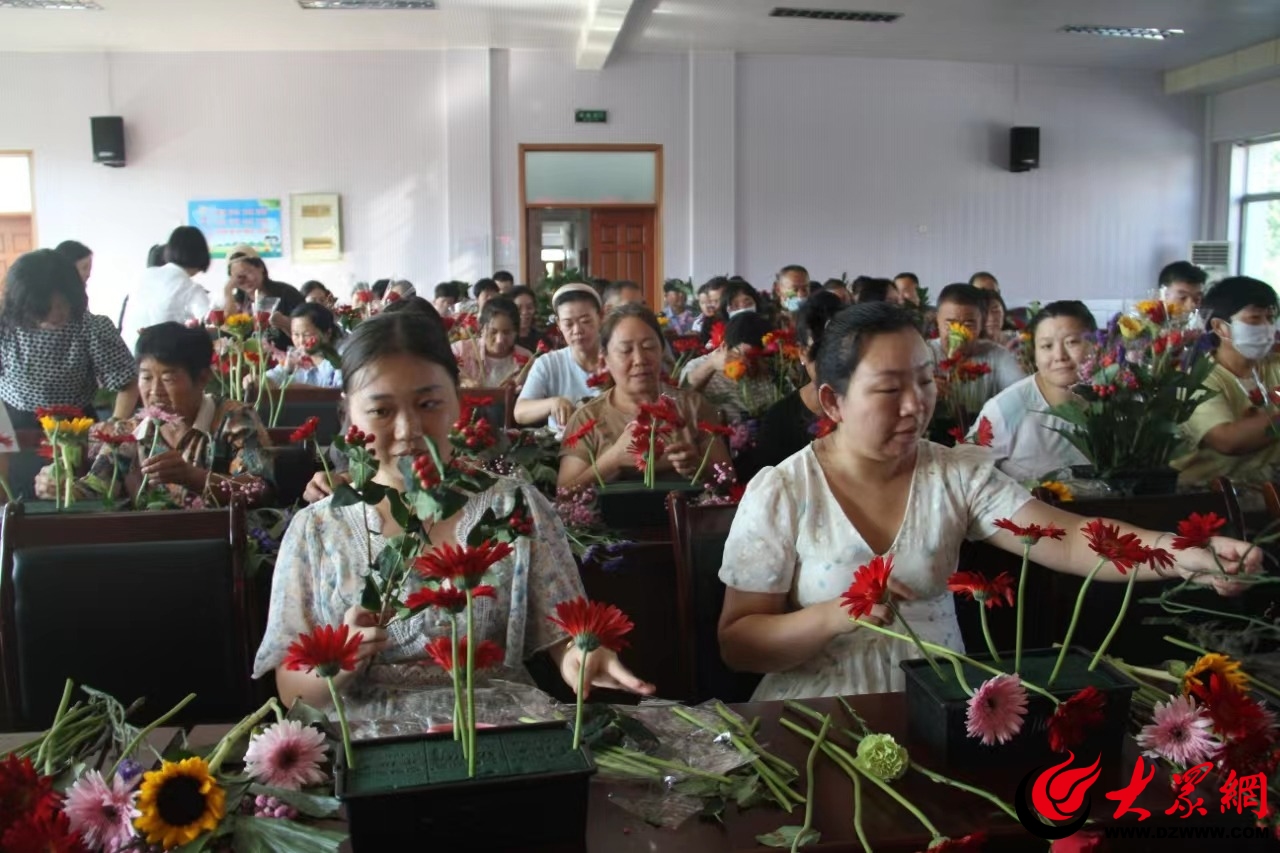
[{"xmin": 1189, "ymin": 241, "xmax": 1234, "ymax": 282}]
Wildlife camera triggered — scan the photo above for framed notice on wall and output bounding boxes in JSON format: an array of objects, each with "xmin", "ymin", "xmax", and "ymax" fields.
[
  {"xmin": 188, "ymin": 199, "xmax": 283, "ymax": 259},
  {"xmin": 291, "ymin": 193, "xmax": 342, "ymax": 262}
]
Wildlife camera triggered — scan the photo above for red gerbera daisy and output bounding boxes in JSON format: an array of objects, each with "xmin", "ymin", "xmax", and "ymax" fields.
[
  {"xmin": 585, "ymin": 370, "xmax": 612, "ymax": 389},
  {"xmin": 673, "ymin": 337, "xmax": 702, "ymax": 354},
  {"xmin": 562, "ymin": 419, "xmax": 598, "ymax": 449},
  {"xmin": 290, "ymin": 416, "xmax": 321, "ymax": 444},
  {"xmin": 993, "ymin": 518, "xmax": 1067, "ymax": 544},
  {"xmin": 34, "ymin": 405, "xmax": 85, "ymax": 420},
  {"xmin": 1191, "ymin": 673, "xmax": 1275, "ymax": 741},
  {"xmin": 1081, "ymin": 519, "xmax": 1149, "ymax": 573},
  {"xmin": 1171, "ymin": 512, "xmax": 1228, "ymax": 551},
  {"xmin": 1, "ymin": 811, "xmax": 85, "ymax": 853},
  {"xmin": 413, "ymin": 541, "xmax": 514, "ymax": 590},
  {"xmin": 697, "ymin": 420, "xmax": 734, "ymax": 438},
  {"xmin": 1215, "ymin": 726, "xmax": 1280, "ymax": 777},
  {"xmin": 628, "ymin": 431, "xmax": 665, "ymax": 473},
  {"xmin": 404, "ymin": 583, "xmax": 496, "ymax": 614},
  {"xmin": 283, "ymin": 623, "xmax": 363, "ymax": 678},
  {"xmin": 0, "ymin": 755, "xmax": 60, "ymax": 837},
  {"xmin": 973, "ymin": 417, "xmax": 994, "ymax": 448},
  {"xmin": 548, "ymin": 597, "xmax": 635, "ymax": 653},
  {"xmin": 812, "ymin": 416, "xmax": 837, "ymax": 439},
  {"xmin": 840, "ymin": 555, "xmax": 894, "ymax": 620},
  {"xmin": 638, "ymin": 396, "xmax": 683, "ymax": 429},
  {"xmin": 948, "ymin": 425, "xmax": 967, "ymax": 445},
  {"xmin": 1047, "ymin": 686, "xmax": 1107, "ymax": 753},
  {"xmin": 921, "ymin": 831, "xmax": 987, "ymax": 852},
  {"xmin": 946, "ymin": 571, "xmax": 1015, "ymax": 609},
  {"xmin": 90, "ymin": 428, "xmax": 136, "ymax": 446},
  {"xmin": 707, "ymin": 321, "xmax": 726, "ymax": 351},
  {"xmin": 1143, "ymin": 546, "xmax": 1176, "ymax": 573},
  {"xmin": 424, "ymin": 636, "xmax": 505, "ymax": 673}
]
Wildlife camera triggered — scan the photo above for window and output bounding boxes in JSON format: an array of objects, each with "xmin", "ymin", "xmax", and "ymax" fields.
[
  {"xmin": 0, "ymin": 153, "xmax": 33, "ymax": 214},
  {"xmin": 1239, "ymin": 139, "xmax": 1280, "ymax": 285}
]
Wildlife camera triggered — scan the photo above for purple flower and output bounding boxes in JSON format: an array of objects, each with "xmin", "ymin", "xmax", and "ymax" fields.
[{"xmin": 116, "ymin": 759, "xmax": 143, "ymax": 788}]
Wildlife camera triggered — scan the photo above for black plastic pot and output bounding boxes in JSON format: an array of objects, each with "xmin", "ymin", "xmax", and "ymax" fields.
[
  {"xmin": 336, "ymin": 722, "xmax": 595, "ymax": 852},
  {"xmin": 597, "ymin": 480, "xmax": 704, "ymax": 529},
  {"xmin": 1069, "ymin": 465, "xmax": 1179, "ymax": 496},
  {"xmin": 900, "ymin": 647, "xmax": 1137, "ymax": 768}
]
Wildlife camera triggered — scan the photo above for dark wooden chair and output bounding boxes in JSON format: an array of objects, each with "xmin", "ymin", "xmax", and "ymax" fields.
[
  {"xmin": 264, "ymin": 427, "xmax": 319, "ymax": 507},
  {"xmin": 2, "ymin": 430, "xmax": 55, "ymax": 504},
  {"xmin": 461, "ymin": 387, "xmax": 517, "ymax": 431},
  {"xmin": 257, "ymin": 387, "xmax": 343, "ymax": 445},
  {"xmin": 667, "ymin": 491, "xmax": 761, "ymax": 703},
  {"xmin": 0, "ymin": 502, "xmax": 259, "ymax": 731}
]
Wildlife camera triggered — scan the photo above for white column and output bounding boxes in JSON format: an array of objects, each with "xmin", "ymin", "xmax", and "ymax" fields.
[
  {"xmin": 444, "ymin": 48, "xmax": 493, "ymax": 282},
  {"xmin": 689, "ymin": 51, "xmax": 736, "ymax": 282}
]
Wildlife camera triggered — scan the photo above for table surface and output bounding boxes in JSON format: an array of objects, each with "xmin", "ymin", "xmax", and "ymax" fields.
[{"xmin": 5, "ymin": 693, "xmax": 1275, "ymax": 853}]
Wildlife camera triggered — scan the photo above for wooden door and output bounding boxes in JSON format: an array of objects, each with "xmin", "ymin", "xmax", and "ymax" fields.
[
  {"xmin": 590, "ymin": 208, "xmax": 655, "ymax": 301},
  {"xmin": 0, "ymin": 215, "xmax": 33, "ymax": 286}
]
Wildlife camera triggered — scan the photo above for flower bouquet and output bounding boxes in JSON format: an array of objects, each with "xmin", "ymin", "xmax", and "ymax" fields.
[
  {"xmin": 553, "ymin": 485, "xmax": 631, "ymax": 566},
  {"xmin": 0, "ymin": 680, "xmax": 347, "ymax": 852},
  {"xmin": 36, "ymin": 406, "xmax": 95, "ymax": 510},
  {"xmin": 1048, "ymin": 306, "xmax": 1215, "ymax": 488},
  {"xmin": 929, "ymin": 323, "xmax": 993, "ymax": 445}
]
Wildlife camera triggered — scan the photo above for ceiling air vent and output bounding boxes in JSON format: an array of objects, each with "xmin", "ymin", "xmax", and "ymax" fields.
[
  {"xmin": 298, "ymin": 0, "xmax": 436, "ymax": 8},
  {"xmin": 769, "ymin": 8, "xmax": 901, "ymax": 23},
  {"xmin": 1060, "ymin": 25, "xmax": 1184, "ymax": 40},
  {"xmin": 0, "ymin": 0, "xmax": 102, "ymax": 8}
]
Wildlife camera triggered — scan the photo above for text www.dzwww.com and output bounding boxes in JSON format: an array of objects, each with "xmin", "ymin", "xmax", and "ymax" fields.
[{"xmin": 1103, "ymin": 825, "xmax": 1271, "ymax": 840}]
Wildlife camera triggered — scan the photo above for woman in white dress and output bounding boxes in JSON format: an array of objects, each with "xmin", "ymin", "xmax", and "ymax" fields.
[{"xmin": 717, "ymin": 302, "xmax": 1260, "ymax": 701}]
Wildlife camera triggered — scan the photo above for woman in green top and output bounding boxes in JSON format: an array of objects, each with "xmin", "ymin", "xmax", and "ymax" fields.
[{"xmin": 1172, "ymin": 276, "xmax": 1280, "ymax": 488}]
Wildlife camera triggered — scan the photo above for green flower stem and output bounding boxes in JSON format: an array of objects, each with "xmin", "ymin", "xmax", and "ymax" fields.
[
  {"xmin": 1089, "ymin": 569, "xmax": 1139, "ymax": 670},
  {"xmin": 466, "ymin": 590, "xmax": 477, "ymax": 777},
  {"xmin": 1116, "ymin": 663, "xmax": 1181, "ymax": 684},
  {"xmin": 674, "ymin": 706, "xmax": 799, "ymax": 800},
  {"xmin": 713, "ymin": 702, "xmax": 798, "ymax": 777},
  {"xmin": 1049, "ymin": 557, "xmax": 1107, "ymax": 687},
  {"xmin": 944, "ymin": 651, "xmax": 975, "ymax": 696},
  {"xmin": 853, "ymin": 621, "xmax": 1060, "ymax": 704},
  {"xmin": 585, "ymin": 446, "xmax": 606, "ymax": 490},
  {"xmin": 0, "ymin": 471, "xmax": 15, "ymax": 505},
  {"xmin": 135, "ymin": 427, "xmax": 163, "ymax": 508},
  {"xmin": 689, "ymin": 439, "xmax": 715, "ymax": 486},
  {"xmin": 646, "ymin": 424, "xmax": 656, "ymax": 489},
  {"xmin": 574, "ymin": 648, "xmax": 589, "ymax": 751},
  {"xmin": 977, "ymin": 604, "xmax": 1001, "ymax": 666},
  {"xmin": 1152, "ymin": 599, "xmax": 1280, "ymax": 633},
  {"xmin": 780, "ymin": 717, "xmax": 942, "ymax": 839},
  {"xmin": 37, "ymin": 679, "xmax": 75, "ymax": 775},
  {"xmin": 450, "ymin": 618, "xmax": 464, "ymax": 748},
  {"xmin": 884, "ymin": 600, "xmax": 945, "ymax": 681},
  {"xmin": 1162, "ymin": 635, "xmax": 1212, "ymax": 657},
  {"xmin": 1014, "ymin": 542, "xmax": 1031, "ymax": 674},
  {"xmin": 326, "ymin": 677, "xmax": 356, "ymax": 773},
  {"xmin": 59, "ymin": 444, "xmax": 75, "ymax": 509},
  {"xmin": 206, "ymin": 695, "xmax": 281, "ymax": 775},
  {"xmin": 791, "ymin": 715, "xmax": 832, "ymax": 853},
  {"xmin": 314, "ymin": 437, "xmax": 334, "ymax": 493},
  {"xmin": 593, "ymin": 752, "xmax": 664, "ymax": 780},
  {"xmin": 594, "ymin": 746, "xmax": 736, "ymax": 784},
  {"xmin": 850, "ymin": 761, "xmax": 873, "ymax": 853}
]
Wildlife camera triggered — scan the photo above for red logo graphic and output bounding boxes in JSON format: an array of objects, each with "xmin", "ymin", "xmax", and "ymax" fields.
[{"xmin": 1016, "ymin": 752, "xmax": 1102, "ymax": 839}]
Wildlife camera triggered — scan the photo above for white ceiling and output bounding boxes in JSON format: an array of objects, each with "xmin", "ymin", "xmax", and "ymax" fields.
[{"xmin": 0, "ymin": 0, "xmax": 1278, "ymax": 71}]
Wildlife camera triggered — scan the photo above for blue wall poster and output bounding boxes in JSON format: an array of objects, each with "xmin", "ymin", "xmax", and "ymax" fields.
[{"xmin": 187, "ymin": 199, "xmax": 284, "ymax": 259}]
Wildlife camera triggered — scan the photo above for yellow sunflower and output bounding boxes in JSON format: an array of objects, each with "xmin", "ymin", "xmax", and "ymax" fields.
[
  {"xmin": 38, "ymin": 415, "xmax": 96, "ymax": 437},
  {"xmin": 221, "ymin": 313, "xmax": 255, "ymax": 339},
  {"xmin": 1183, "ymin": 652, "xmax": 1249, "ymax": 695},
  {"xmin": 134, "ymin": 757, "xmax": 226, "ymax": 850},
  {"xmin": 1039, "ymin": 480, "xmax": 1074, "ymax": 502}
]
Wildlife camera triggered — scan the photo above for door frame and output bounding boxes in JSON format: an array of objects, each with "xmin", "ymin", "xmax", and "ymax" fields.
[
  {"xmin": 518, "ymin": 143, "xmax": 663, "ymax": 307},
  {"xmin": 0, "ymin": 150, "xmax": 37, "ymax": 245}
]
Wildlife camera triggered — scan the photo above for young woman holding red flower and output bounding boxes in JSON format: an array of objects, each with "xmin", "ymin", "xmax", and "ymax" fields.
[
  {"xmin": 450, "ymin": 296, "xmax": 532, "ymax": 389},
  {"xmin": 557, "ymin": 303, "xmax": 730, "ymax": 490},
  {"xmin": 254, "ymin": 311, "xmax": 654, "ymax": 723},
  {"xmin": 717, "ymin": 302, "xmax": 1261, "ymax": 701}
]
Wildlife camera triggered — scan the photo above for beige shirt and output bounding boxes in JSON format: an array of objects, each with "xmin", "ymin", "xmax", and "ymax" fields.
[
  {"xmin": 1171, "ymin": 354, "xmax": 1280, "ymax": 488},
  {"xmin": 560, "ymin": 387, "xmax": 721, "ymax": 483}
]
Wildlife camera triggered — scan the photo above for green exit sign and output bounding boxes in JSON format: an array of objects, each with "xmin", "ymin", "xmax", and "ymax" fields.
[{"xmin": 575, "ymin": 109, "xmax": 608, "ymax": 124}]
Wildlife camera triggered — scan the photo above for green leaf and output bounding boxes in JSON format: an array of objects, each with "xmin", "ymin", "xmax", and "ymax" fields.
[
  {"xmin": 700, "ymin": 796, "xmax": 727, "ymax": 824},
  {"xmin": 673, "ymin": 777, "xmax": 723, "ymax": 798},
  {"xmin": 247, "ymin": 784, "xmax": 342, "ymax": 819},
  {"xmin": 329, "ymin": 483, "xmax": 363, "ymax": 508},
  {"xmin": 360, "ymin": 574, "xmax": 383, "ymax": 612},
  {"xmin": 756, "ymin": 825, "xmax": 820, "ymax": 849},
  {"xmin": 284, "ymin": 702, "xmax": 333, "ymax": 730},
  {"xmin": 388, "ymin": 494, "xmax": 413, "ymax": 531},
  {"xmin": 230, "ymin": 815, "xmax": 347, "ymax": 853},
  {"xmin": 359, "ymin": 481, "xmax": 387, "ymax": 506}
]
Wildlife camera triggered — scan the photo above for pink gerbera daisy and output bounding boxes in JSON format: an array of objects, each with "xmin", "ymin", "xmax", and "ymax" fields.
[
  {"xmin": 1136, "ymin": 694, "xmax": 1218, "ymax": 767},
  {"xmin": 965, "ymin": 674, "xmax": 1029, "ymax": 746},
  {"xmin": 63, "ymin": 769, "xmax": 139, "ymax": 852},
  {"xmin": 243, "ymin": 720, "xmax": 329, "ymax": 790}
]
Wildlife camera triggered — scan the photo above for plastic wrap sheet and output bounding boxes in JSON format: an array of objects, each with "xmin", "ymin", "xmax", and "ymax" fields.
[{"xmin": 347, "ymin": 680, "xmax": 564, "ymax": 740}]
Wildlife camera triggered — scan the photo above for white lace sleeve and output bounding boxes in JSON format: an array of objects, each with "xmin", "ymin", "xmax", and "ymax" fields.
[
  {"xmin": 952, "ymin": 444, "xmax": 1034, "ymax": 541},
  {"xmin": 718, "ymin": 465, "xmax": 801, "ymax": 595},
  {"xmin": 252, "ymin": 504, "xmax": 325, "ymax": 678}
]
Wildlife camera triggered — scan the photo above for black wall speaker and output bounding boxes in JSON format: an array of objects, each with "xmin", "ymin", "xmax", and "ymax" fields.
[
  {"xmin": 91, "ymin": 116, "xmax": 125, "ymax": 167},
  {"xmin": 1010, "ymin": 126, "xmax": 1039, "ymax": 172}
]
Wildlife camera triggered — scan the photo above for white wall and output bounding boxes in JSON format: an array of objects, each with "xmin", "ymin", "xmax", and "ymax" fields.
[
  {"xmin": 0, "ymin": 48, "xmax": 1204, "ymax": 315},
  {"xmin": 736, "ymin": 57, "xmax": 1205, "ymax": 304},
  {"xmin": 1210, "ymin": 76, "xmax": 1280, "ymax": 143}
]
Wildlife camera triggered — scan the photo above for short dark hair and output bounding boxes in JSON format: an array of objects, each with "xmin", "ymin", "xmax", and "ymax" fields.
[
  {"xmin": 894, "ymin": 272, "xmax": 919, "ymax": 285},
  {"xmin": 1202, "ymin": 276, "xmax": 1278, "ymax": 329},
  {"xmin": 492, "ymin": 270, "xmax": 515, "ymax": 285},
  {"xmin": 700, "ymin": 276, "xmax": 729, "ymax": 294},
  {"xmin": 937, "ymin": 283, "xmax": 987, "ymax": 314},
  {"xmin": 290, "ymin": 302, "xmax": 338, "ymax": 336},
  {"xmin": 601, "ymin": 302, "xmax": 662, "ymax": 351},
  {"xmin": 480, "ymin": 295, "xmax": 519, "ymax": 329},
  {"xmin": 603, "ymin": 280, "xmax": 642, "ymax": 303},
  {"xmin": 1159, "ymin": 261, "xmax": 1208, "ymax": 288},
  {"xmin": 0, "ymin": 249, "xmax": 88, "ymax": 329},
  {"xmin": 509, "ymin": 285, "xmax": 536, "ymax": 303},
  {"xmin": 796, "ymin": 291, "xmax": 845, "ymax": 362},
  {"xmin": 1028, "ymin": 300, "xmax": 1097, "ymax": 339},
  {"xmin": 382, "ymin": 295, "xmax": 443, "ymax": 323},
  {"xmin": 433, "ymin": 282, "xmax": 460, "ymax": 300},
  {"xmin": 778, "ymin": 264, "xmax": 809, "ymax": 279},
  {"xmin": 341, "ymin": 310, "xmax": 458, "ymax": 393},
  {"xmin": 725, "ymin": 311, "xmax": 773, "ymax": 349},
  {"xmin": 473, "ymin": 278, "xmax": 499, "ymax": 298},
  {"xmin": 817, "ymin": 303, "xmax": 922, "ymax": 395},
  {"xmin": 135, "ymin": 321, "xmax": 214, "ymax": 380},
  {"xmin": 147, "ymin": 244, "xmax": 167, "ymax": 268},
  {"xmin": 554, "ymin": 288, "xmax": 602, "ymax": 313},
  {"xmin": 719, "ymin": 280, "xmax": 760, "ymax": 316},
  {"xmin": 968, "ymin": 271, "xmax": 998, "ymax": 287},
  {"xmin": 855, "ymin": 278, "xmax": 896, "ymax": 304},
  {"xmin": 300, "ymin": 280, "xmax": 329, "ymax": 298},
  {"xmin": 981, "ymin": 290, "xmax": 1009, "ymax": 330},
  {"xmin": 663, "ymin": 279, "xmax": 687, "ymax": 295},
  {"xmin": 822, "ymin": 279, "xmax": 848, "ymax": 292},
  {"xmin": 229, "ymin": 254, "xmax": 269, "ymax": 282},
  {"xmin": 165, "ymin": 226, "xmax": 211, "ymax": 273},
  {"xmin": 371, "ymin": 279, "xmax": 391, "ymax": 300},
  {"xmin": 54, "ymin": 240, "xmax": 92, "ymax": 264}
]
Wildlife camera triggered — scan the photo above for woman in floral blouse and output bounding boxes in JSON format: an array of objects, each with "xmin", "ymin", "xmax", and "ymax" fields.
[
  {"xmin": 37, "ymin": 322, "xmax": 273, "ymax": 508},
  {"xmin": 253, "ymin": 311, "xmax": 653, "ymax": 726}
]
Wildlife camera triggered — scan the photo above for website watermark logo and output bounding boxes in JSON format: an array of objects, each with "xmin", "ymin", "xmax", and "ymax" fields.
[{"xmin": 1015, "ymin": 752, "xmax": 1101, "ymax": 839}]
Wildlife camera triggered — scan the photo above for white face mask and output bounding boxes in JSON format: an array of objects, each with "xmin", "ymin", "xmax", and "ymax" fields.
[
  {"xmin": 783, "ymin": 295, "xmax": 803, "ymax": 312},
  {"xmin": 1227, "ymin": 319, "xmax": 1276, "ymax": 361},
  {"xmin": 728, "ymin": 307, "xmax": 756, "ymax": 319}
]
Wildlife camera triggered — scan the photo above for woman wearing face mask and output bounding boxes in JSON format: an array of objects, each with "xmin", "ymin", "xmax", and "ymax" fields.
[
  {"xmin": 1171, "ymin": 276, "xmax": 1280, "ymax": 488},
  {"xmin": 971, "ymin": 301, "xmax": 1095, "ymax": 481},
  {"xmin": 717, "ymin": 280, "xmax": 762, "ymax": 323},
  {"xmin": 452, "ymin": 296, "xmax": 531, "ymax": 388},
  {"xmin": 254, "ymin": 311, "xmax": 654, "ymax": 720}
]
